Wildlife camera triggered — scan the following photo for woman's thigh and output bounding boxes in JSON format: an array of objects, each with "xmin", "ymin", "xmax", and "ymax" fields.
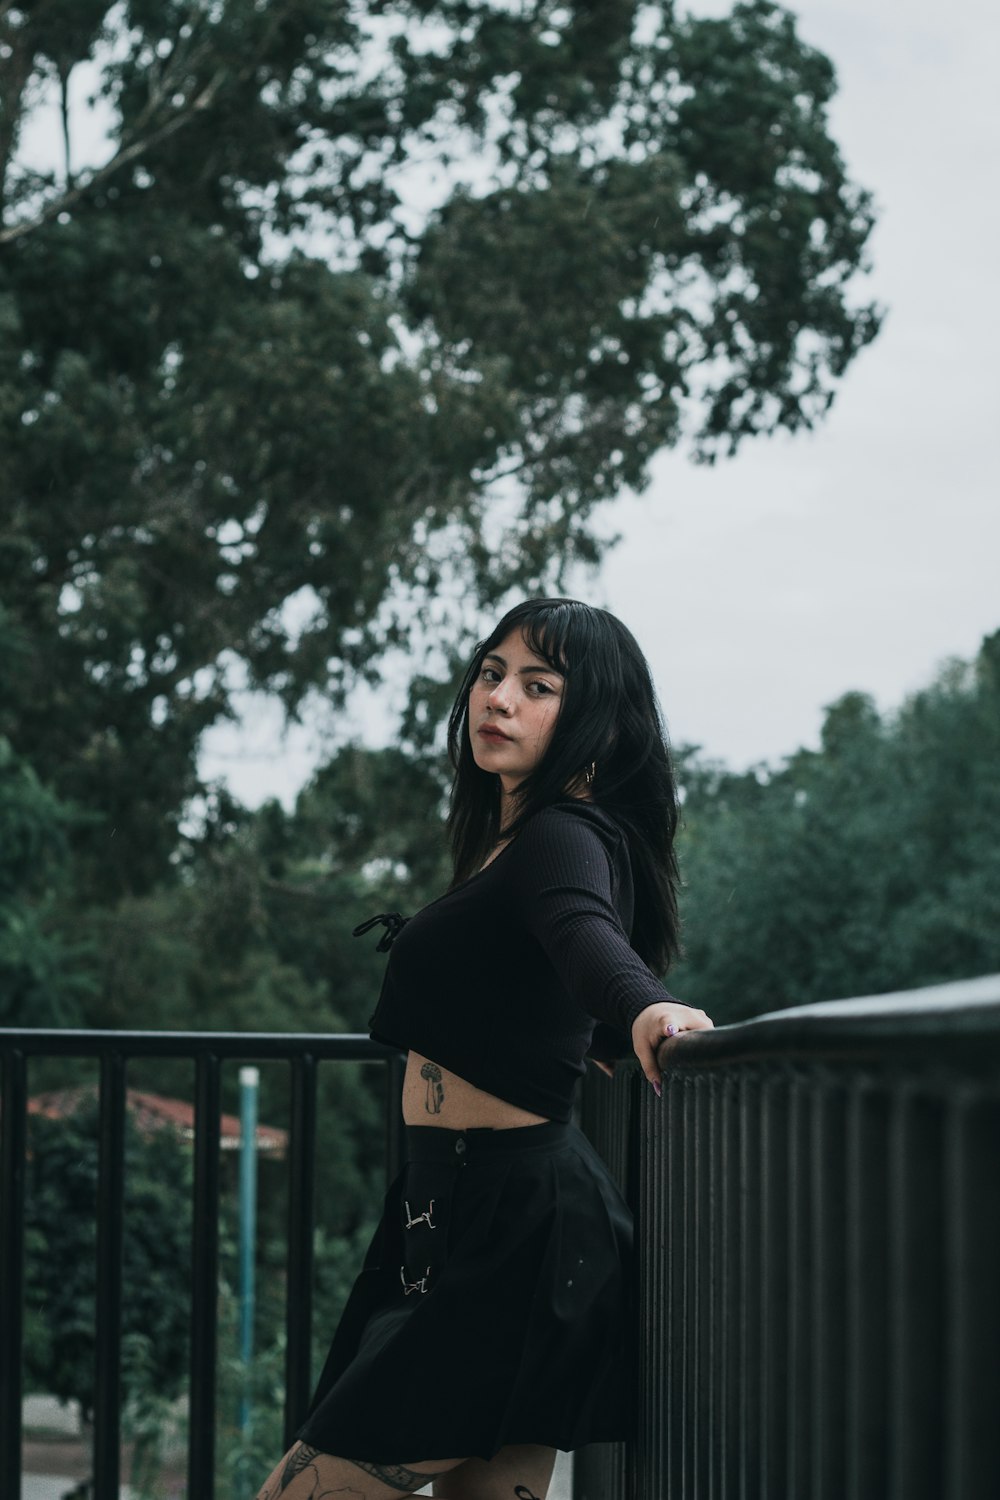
[
  {"xmin": 430, "ymin": 1443, "xmax": 557, "ymax": 1500},
  {"xmin": 255, "ymin": 1441, "xmax": 466, "ymax": 1498}
]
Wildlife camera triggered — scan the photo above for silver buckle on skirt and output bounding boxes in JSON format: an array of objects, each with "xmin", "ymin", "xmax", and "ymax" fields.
[
  {"xmin": 400, "ymin": 1264, "xmax": 431, "ymax": 1295},
  {"xmin": 404, "ymin": 1198, "xmax": 436, "ymax": 1230}
]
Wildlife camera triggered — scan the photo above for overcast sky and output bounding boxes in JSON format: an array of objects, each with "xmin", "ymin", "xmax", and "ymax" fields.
[
  {"xmin": 590, "ymin": 0, "xmax": 1000, "ymax": 770},
  {"xmin": 193, "ymin": 0, "xmax": 998, "ymax": 796}
]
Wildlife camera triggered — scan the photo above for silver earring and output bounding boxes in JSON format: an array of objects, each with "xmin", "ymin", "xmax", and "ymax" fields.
[{"xmin": 585, "ymin": 762, "xmax": 596, "ymax": 786}]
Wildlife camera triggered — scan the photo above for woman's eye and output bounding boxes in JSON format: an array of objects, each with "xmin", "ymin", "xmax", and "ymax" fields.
[
  {"xmin": 529, "ymin": 680, "xmax": 555, "ymax": 695},
  {"xmin": 481, "ymin": 668, "xmax": 501, "ymax": 683}
]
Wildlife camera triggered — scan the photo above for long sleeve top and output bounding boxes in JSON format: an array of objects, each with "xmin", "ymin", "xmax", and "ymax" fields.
[{"xmin": 366, "ymin": 799, "xmax": 673, "ymax": 1122}]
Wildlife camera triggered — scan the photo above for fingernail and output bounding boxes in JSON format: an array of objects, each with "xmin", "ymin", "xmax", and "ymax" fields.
[
  {"xmin": 666, "ymin": 1024, "xmax": 678, "ymax": 1036},
  {"xmin": 652, "ymin": 1079, "xmax": 662, "ymax": 1098}
]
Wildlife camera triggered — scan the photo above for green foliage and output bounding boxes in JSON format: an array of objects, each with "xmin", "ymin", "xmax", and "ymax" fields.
[
  {"xmin": 0, "ymin": 696, "xmax": 90, "ymax": 1025},
  {"xmin": 58, "ymin": 745, "xmax": 445, "ymax": 1237},
  {"xmin": 24, "ymin": 1095, "xmax": 193, "ymax": 1416},
  {"xmin": 209, "ymin": 1221, "xmax": 378, "ymax": 1500},
  {"xmin": 0, "ymin": 0, "xmax": 879, "ymax": 891},
  {"xmin": 23, "ymin": 1083, "xmax": 383, "ymax": 1497},
  {"xmin": 672, "ymin": 631, "xmax": 1000, "ymax": 1021}
]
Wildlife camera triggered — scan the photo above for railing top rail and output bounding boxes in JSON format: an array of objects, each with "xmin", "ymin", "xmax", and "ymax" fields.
[
  {"xmin": 661, "ymin": 973, "xmax": 1000, "ymax": 1074},
  {"xmin": 3, "ymin": 975, "xmax": 999, "ymax": 1071},
  {"xmin": 754, "ymin": 971, "xmax": 1000, "ymax": 1020},
  {"xmin": 0, "ymin": 1030, "xmax": 398, "ymax": 1061}
]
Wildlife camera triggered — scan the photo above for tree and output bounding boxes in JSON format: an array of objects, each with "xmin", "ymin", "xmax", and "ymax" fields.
[
  {"xmin": 71, "ymin": 749, "xmax": 441, "ymax": 1230},
  {"xmin": 0, "ymin": 609, "xmax": 89, "ymax": 1024},
  {"xmin": 672, "ymin": 631, "xmax": 1000, "ymax": 1020},
  {"xmin": 24, "ymin": 1093, "xmax": 193, "ymax": 1418},
  {"xmin": 0, "ymin": 1, "xmax": 880, "ymax": 891}
]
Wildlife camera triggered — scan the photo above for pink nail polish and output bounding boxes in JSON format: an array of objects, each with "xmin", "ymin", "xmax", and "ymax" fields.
[
  {"xmin": 652, "ymin": 1079, "xmax": 662, "ymax": 1098},
  {"xmin": 666, "ymin": 1024, "xmax": 678, "ymax": 1036}
]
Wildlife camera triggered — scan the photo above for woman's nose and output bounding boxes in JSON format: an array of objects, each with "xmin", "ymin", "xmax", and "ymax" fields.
[{"xmin": 488, "ymin": 682, "xmax": 513, "ymax": 712}]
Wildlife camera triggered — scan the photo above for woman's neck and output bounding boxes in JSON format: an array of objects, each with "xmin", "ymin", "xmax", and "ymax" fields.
[
  {"xmin": 498, "ymin": 776, "xmax": 521, "ymax": 829},
  {"xmin": 497, "ymin": 777, "xmax": 592, "ymax": 831}
]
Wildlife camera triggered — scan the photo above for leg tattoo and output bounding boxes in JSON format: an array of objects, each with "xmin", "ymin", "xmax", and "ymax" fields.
[
  {"xmin": 350, "ymin": 1459, "xmax": 453, "ymax": 1493},
  {"xmin": 258, "ymin": 1444, "xmax": 363, "ymax": 1498},
  {"xmin": 279, "ymin": 1446, "xmax": 324, "ymax": 1492},
  {"xmin": 257, "ymin": 1442, "xmax": 456, "ymax": 1499}
]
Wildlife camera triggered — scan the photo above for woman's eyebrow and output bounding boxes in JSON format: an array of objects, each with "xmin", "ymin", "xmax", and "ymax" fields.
[{"xmin": 484, "ymin": 652, "xmax": 562, "ymax": 677}]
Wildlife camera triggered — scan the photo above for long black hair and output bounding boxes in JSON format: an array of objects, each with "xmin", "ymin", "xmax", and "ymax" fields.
[{"xmin": 446, "ymin": 597, "xmax": 681, "ymax": 974}]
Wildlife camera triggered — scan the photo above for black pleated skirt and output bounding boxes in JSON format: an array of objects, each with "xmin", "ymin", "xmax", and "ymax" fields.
[{"xmin": 297, "ymin": 1120, "xmax": 636, "ymax": 1464}]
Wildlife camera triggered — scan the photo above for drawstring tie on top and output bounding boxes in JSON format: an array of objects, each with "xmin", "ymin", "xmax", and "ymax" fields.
[{"xmin": 353, "ymin": 911, "xmax": 409, "ymax": 952}]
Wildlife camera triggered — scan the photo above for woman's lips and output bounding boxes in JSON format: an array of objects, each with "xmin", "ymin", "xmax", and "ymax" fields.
[{"xmin": 478, "ymin": 725, "xmax": 512, "ymax": 742}]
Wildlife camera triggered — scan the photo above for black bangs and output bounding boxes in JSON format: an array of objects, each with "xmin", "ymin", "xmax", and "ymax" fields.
[
  {"xmin": 519, "ymin": 604, "xmax": 575, "ymax": 677},
  {"xmin": 478, "ymin": 597, "xmax": 579, "ymax": 679}
]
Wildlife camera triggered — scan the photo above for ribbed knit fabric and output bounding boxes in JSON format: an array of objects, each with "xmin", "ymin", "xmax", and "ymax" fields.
[{"xmin": 367, "ymin": 800, "xmax": 672, "ymax": 1122}]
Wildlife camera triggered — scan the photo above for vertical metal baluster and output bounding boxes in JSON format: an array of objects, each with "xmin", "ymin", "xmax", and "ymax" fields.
[
  {"xmin": 844, "ymin": 1084, "xmax": 862, "ymax": 1500},
  {"xmin": 739, "ymin": 1070, "xmax": 759, "ymax": 1500},
  {"xmin": 93, "ymin": 1051, "xmax": 127, "ymax": 1496},
  {"xmin": 705, "ymin": 1074, "xmax": 719, "ymax": 1500},
  {"xmin": 692, "ymin": 1077, "xmax": 709, "ymax": 1497},
  {"xmin": 760, "ymin": 1074, "xmax": 791, "ymax": 1498},
  {"xmin": 786, "ymin": 1077, "xmax": 808, "ymax": 1498},
  {"xmin": 284, "ymin": 1053, "xmax": 318, "ymax": 1449},
  {"xmin": 892, "ymin": 1091, "xmax": 945, "ymax": 1500},
  {"xmin": 948, "ymin": 1095, "xmax": 1000, "ymax": 1500},
  {"xmin": 808, "ymin": 1082, "xmax": 825, "ymax": 1500},
  {"xmin": 757, "ymin": 1075, "xmax": 772, "ymax": 1499},
  {"xmin": 677, "ymin": 1074, "xmax": 691, "ymax": 1498},
  {"xmin": 692, "ymin": 1073, "xmax": 704, "ymax": 1494},
  {"xmin": 721, "ymin": 1073, "xmax": 740, "ymax": 1500},
  {"xmin": 624, "ymin": 1065, "xmax": 641, "ymax": 1500},
  {"xmin": 814, "ymin": 1083, "xmax": 848, "ymax": 1500},
  {"xmin": 641, "ymin": 1070, "xmax": 655, "ymax": 1496},
  {"xmin": 943, "ymin": 1097, "xmax": 964, "ymax": 1500},
  {"xmin": 655, "ymin": 1066, "xmax": 668, "ymax": 1499},
  {"xmin": 0, "ymin": 1049, "xmax": 27, "ymax": 1500},
  {"xmin": 887, "ymin": 1087, "xmax": 908, "ymax": 1500},
  {"xmin": 857, "ymin": 1083, "xmax": 891, "ymax": 1500},
  {"xmin": 188, "ymin": 1052, "xmax": 221, "ymax": 1500},
  {"xmin": 659, "ymin": 1068, "xmax": 675, "ymax": 1499}
]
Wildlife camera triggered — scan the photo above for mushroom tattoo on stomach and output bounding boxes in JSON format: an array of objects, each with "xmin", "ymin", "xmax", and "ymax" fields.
[{"xmin": 420, "ymin": 1060, "xmax": 445, "ymax": 1114}]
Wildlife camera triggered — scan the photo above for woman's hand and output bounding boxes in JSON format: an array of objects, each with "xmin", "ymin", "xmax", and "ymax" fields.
[{"xmin": 631, "ymin": 1001, "xmax": 714, "ymax": 1091}]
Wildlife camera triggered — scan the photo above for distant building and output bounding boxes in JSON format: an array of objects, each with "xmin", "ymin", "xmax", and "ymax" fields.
[{"xmin": 28, "ymin": 1086, "xmax": 288, "ymax": 1158}]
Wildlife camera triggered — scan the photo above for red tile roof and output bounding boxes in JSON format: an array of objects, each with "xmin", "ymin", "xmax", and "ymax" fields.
[{"xmin": 28, "ymin": 1086, "xmax": 288, "ymax": 1156}]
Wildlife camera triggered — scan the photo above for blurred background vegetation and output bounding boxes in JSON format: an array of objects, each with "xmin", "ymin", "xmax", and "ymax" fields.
[{"xmin": 2, "ymin": 0, "xmax": 995, "ymax": 1493}]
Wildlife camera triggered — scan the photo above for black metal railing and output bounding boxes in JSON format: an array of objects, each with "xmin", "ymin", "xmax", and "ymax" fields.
[
  {"xmin": 576, "ymin": 974, "xmax": 1000, "ymax": 1500},
  {"xmin": 7, "ymin": 979, "xmax": 1000, "ymax": 1500},
  {"xmin": 0, "ymin": 1029, "xmax": 404, "ymax": 1500}
]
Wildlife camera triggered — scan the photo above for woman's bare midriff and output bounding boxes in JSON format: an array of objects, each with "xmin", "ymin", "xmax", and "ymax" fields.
[{"xmin": 402, "ymin": 1049, "xmax": 550, "ymax": 1129}]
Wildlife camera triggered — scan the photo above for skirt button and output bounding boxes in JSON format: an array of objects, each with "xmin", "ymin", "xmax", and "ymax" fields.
[{"xmin": 455, "ymin": 1137, "xmax": 466, "ymax": 1155}]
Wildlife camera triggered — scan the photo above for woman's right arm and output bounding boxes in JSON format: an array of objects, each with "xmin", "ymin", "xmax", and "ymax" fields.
[{"xmin": 516, "ymin": 808, "xmax": 714, "ymax": 1083}]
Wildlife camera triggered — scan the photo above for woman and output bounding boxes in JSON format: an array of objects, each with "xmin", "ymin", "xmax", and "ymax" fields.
[{"xmin": 256, "ymin": 598, "xmax": 714, "ymax": 1500}]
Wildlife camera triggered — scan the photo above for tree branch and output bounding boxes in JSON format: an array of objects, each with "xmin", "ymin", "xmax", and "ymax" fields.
[
  {"xmin": 0, "ymin": 28, "xmax": 36, "ymax": 217},
  {"xmin": 58, "ymin": 62, "xmax": 73, "ymax": 189},
  {"xmin": 262, "ymin": 878, "xmax": 335, "ymax": 902},
  {"xmin": 0, "ymin": 68, "xmax": 226, "ymax": 245}
]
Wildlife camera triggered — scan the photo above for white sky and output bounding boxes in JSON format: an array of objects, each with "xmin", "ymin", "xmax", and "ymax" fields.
[
  {"xmin": 588, "ymin": 0, "xmax": 1000, "ymax": 770},
  {"xmin": 24, "ymin": 2, "xmax": 996, "ymax": 799}
]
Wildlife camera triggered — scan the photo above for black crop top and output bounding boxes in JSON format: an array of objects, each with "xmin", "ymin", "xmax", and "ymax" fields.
[{"xmin": 366, "ymin": 800, "xmax": 673, "ymax": 1122}]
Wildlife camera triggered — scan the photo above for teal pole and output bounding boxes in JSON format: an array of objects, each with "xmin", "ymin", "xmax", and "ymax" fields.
[{"xmin": 238, "ymin": 1065, "xmax": 259, "ymax": 1434}]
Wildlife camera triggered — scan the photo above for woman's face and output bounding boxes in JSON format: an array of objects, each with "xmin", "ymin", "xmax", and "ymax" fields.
[{"xmin": 468, "ymin": 628, "xmax": 565, "ymax": 791}]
